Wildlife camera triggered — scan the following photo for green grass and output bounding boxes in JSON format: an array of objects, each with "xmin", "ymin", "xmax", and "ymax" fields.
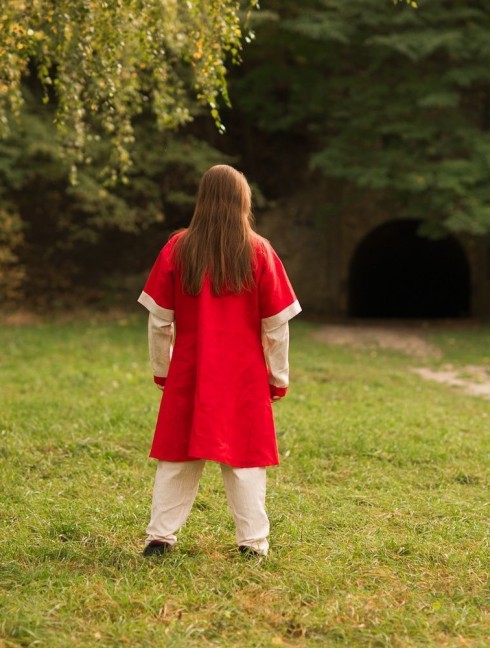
[{"xmin": 1, "ymin": 315, "xmax": 489, "ymax": 647}]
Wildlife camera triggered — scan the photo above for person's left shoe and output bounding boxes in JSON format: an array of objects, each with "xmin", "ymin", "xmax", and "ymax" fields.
[
  {"xmin": 238, "ymin": 545, "xmax": 263, "ymax": 558},
  {"xmin": 143, "ymin": 540, "xmax": 172, "ymax": 557}
]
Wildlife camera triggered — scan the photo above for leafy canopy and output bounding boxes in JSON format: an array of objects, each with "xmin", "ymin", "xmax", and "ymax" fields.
[
  {"xmin": 233, "ymin": 0, "xmax": 490, "ymax": 235},
  {"xmin": 0, "ymin": 0, "xmax": 257, "ymax": 181}
]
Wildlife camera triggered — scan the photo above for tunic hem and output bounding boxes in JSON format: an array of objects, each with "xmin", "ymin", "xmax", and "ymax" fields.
[{"xmin": 149, "ymin": 451, "xmax": 280, "ymax": 469}]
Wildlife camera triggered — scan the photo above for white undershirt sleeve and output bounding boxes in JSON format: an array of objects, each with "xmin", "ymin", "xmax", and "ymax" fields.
[
  {"xmin": 261, "ymin": 321, "xmax": 289, "ymax": 388},
  {"xmin": 148, "ymin": 313, "xmax": 174, "ymax": 378}
]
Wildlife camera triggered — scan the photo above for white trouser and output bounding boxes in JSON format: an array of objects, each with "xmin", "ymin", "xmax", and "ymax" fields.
[{"xmin": 146, "ymin": 460, "xmax": 270, "ymax": 555}]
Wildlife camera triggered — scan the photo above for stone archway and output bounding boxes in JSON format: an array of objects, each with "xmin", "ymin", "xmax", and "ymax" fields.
[{"xmin": 348, "ymin": 219, "xmax": 471, "ymax": 318}]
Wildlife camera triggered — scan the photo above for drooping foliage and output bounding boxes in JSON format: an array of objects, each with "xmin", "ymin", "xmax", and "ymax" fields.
[
  {"xmin": 0, "ymin": 90, "xmax": 232, "ymax": 305},
  {"xmin": 0, "ymin": 0, "xmax": 256, "ymax": 180}
]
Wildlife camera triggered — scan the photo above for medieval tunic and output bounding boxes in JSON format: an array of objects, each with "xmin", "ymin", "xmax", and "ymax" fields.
[{"xmin": 138, "ymin": 232, "xmax": 301, "ymax": 468}]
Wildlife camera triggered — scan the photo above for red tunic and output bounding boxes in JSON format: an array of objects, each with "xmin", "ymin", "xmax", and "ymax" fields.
[{"xmin": 138, "ymin": 232, "xmax": 301, "ymax": 468}]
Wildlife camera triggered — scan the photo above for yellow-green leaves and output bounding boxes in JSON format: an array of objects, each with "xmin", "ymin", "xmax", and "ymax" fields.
[{"xmin": 0, "ymin": 0, "xmax": 256, "ymax": 181}]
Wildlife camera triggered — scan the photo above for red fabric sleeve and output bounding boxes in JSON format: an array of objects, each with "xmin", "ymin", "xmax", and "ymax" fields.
[{"xmin": 258, "ymin": 240, "xmax": 301, "ymax": 331}]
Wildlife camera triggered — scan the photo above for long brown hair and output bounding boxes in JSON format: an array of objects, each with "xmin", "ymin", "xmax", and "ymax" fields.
[{"xmin": 173, "ymin": 165, "xmax": 256, "ymax": 296}]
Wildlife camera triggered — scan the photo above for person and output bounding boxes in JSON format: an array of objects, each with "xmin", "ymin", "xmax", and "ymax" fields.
[{"xmin": 137, "ymin": 164, "xmax": 301, "ymax": 558}]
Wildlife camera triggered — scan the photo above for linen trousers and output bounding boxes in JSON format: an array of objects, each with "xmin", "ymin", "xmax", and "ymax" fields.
[{"xmin": 146, "ymin": 460, "xmax": 270, "ymax": 555}]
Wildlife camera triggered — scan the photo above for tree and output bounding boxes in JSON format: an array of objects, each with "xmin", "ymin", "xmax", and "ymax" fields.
[
  {"xmin": 228, "ymin": 0, "xmax": 490, "ymax": 236},
  {"xmin": 0, "ymin": 0, "xmax": 256, "ymax": 180},
  {"xmin": 0, "ymin": 88, "xmax": 232, "ymax": 305}
]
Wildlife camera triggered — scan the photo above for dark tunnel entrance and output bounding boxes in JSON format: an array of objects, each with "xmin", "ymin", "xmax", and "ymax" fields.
[{"xmin": 348, "ymin": 219, "xmax": 471, "ymax": 318}]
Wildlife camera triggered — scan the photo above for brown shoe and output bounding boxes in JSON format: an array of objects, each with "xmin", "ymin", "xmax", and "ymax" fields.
[{"xmin": 143, "ymin": 540, "xmax": 172, "ymax": 557}]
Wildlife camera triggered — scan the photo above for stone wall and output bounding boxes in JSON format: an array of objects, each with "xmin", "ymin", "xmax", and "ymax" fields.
[{"xmin": 256, "ymin": 188, "xmax": 490, "ymax": 318}]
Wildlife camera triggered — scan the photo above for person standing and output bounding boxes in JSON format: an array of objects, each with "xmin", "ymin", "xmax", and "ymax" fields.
[{"xmin": 138, "ymin": 164, "xmax": 301, "ymax": 557}]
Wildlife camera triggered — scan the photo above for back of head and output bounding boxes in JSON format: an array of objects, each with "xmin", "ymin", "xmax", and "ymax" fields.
[{"xmin": 174, "ymin": 165, "xmax": 255, "ymax": 295}]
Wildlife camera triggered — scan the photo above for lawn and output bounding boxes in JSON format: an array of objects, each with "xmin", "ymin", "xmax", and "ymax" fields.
[{"xmin": 0, "ymin": 315, "xmax": 489, "ymax": 647}]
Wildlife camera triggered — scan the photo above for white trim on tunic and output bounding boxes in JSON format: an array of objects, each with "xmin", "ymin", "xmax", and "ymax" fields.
[
  {"xmin": 261, "ymin": 300, "xmax": 302, "ymax": 332},
  {"xmin": 138, "ymin": 290, "xmax": 174, "ymax": 323}
]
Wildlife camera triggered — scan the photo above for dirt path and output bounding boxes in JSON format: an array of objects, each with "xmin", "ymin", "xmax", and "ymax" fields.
[
  {"xmin": 312, "ymin": 324, "xmax": 441, "ymax": 358},
  {"xmin": 410, "ymin": 365, "xmax": 490, "ymax": 400},
  {"xmin": 312, "ymin": 323, "xmax": 490, "ymax": 400}
]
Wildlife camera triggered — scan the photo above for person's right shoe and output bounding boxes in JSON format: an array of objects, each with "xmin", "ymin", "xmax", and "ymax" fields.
[{"xmin": 143, "ymin": 540, "xmax": 172, "ymax": 557}]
